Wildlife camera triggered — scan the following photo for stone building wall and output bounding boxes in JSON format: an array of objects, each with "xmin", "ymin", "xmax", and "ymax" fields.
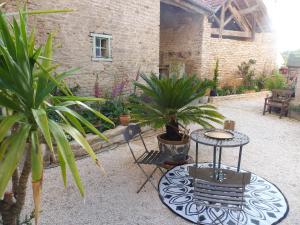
[
  {"xmin": 159, "ymin": 4, "xmax": 204, "ymax": 75},
  {"xmin": 201, "ymin": 17, "xmax": 277, "ymax": 86},
  {"xmin": 4, "ymin": 0, "xmax": 160, "ymax": 96},
  {"xmin": 4, "ymin": 1, "xmax": 277, "ymax": 92}
]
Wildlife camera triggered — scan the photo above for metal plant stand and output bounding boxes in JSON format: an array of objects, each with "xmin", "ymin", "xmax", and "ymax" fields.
[{"xmin": 190, "ymin": 129, "xmax": 249, "ymax": 180}]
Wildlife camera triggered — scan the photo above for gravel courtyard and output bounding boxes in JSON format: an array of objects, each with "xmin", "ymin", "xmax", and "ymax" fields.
[{"xmin": 24, "ymin": 96, "xmax": 300, "ymax": 225}]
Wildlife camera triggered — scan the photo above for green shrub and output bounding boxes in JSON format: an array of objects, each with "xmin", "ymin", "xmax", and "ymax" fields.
[
  {"xmin": 255, "ymin": 74, "xmax": 267, "ymax": 91},
  {"xmin": 217, "ymin": 86, "xmax": 234, "ymax": 96},
  {"xmin": 265, "ymin": 72, "xmax": 287, "ymax": 90},
  {"xmin": 236, "ymin": 86, "xmax": 246, "ymax": 94},
  {"xmin": 238, "ymin": 59, "xmax": 256, "ymax": 88},
  {"xmin": 212, "ymin": 59, "xmax": 219, "ymax": 91}
]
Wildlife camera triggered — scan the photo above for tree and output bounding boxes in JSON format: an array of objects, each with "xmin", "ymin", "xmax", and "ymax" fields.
[{"xmin": 0, "ymin": 9, "xmax": 113, "ymax": 225}]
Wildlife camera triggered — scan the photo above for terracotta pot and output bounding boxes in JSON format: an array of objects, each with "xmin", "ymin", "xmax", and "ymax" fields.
[
  {"xmin": 119, "ymin": 114, "xmax": 130, "ymax": 126},
  {"xmin": 224, "ymin": 120, "xmax": 235, "ymax": 131},
  {"xmin": 157, "ymin": 133, "xmax": 190, "ymax": 164}
]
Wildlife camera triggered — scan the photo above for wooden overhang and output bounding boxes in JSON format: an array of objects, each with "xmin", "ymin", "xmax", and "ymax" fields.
[
  {"xmin": 209, "ymin": 0, "xmax": 272, "ymax": 40},
  {"xmin": 161, "ymin": 0, "xmax": 272, "ymax": 40}
]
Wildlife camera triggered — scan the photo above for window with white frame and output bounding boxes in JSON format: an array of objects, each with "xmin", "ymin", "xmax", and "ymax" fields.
[{"xmin": 91, "ymin": 33, "xmax": 112, "ymax": 61}]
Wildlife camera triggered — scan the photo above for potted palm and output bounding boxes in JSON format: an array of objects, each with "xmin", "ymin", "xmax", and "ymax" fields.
[
  {"xmin": 0, "ymin": 10, "xmax": 113, "ymax": 225},
  {"xmin": 131, "ymin": 74, "xmax": 224, "ymax": 163}
]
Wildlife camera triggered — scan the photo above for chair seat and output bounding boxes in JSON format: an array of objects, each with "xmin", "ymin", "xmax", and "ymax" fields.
[
  {"xmin": 266, "ymin": 101, "xmax": 288, "ymax": 107},
  {"xmin": 137, "ymin": 150, "xmax": 168, "ymax": 165}
]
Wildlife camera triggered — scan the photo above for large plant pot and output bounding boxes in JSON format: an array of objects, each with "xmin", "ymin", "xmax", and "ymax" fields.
[
  {"xmin": 119, "ymin": 115, "xmax": 131, "ymax": 126},
  {"xmin": 157, "ymin": 133, "xmax": 190, "ymax": 164}
]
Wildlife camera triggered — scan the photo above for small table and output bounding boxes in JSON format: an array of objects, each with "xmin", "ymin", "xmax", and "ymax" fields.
[{"xmin": 190, "ymin": 129, "xmax": 249, "ymax": 180}]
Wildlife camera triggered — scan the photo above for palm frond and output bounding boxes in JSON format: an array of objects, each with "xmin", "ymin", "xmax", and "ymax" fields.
[{"xmin": 131, "ymin": 74, "xmax": 224, "ymax": 129}]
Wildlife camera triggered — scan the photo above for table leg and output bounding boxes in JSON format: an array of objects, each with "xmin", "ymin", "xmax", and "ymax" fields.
[
  {"xmin": 217, "ymin": 147, "xmax": 222, "ymax": 179},
  {"xmin": 195, "ymin": 142, "xmax": 198, "ymax": 167},
  {"xmin": 237, "ymin": 146, "xmax": 243, "ymax": 172},
  {"xmin": 218, "ymin": 147, "xmax": 222, "ymax": 170},
  {"xmin": 213, "ymin": 146, "xmax": 217, "ymax": 179}
]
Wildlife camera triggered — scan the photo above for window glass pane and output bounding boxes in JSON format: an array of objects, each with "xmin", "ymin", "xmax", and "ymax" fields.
[
  {"xmin": 95, "ymin": 37, "xmax": 101, "ymax": 47},
  {"xmin": 96, "ymin": 48, "xmax": 101, "ymax": 57},
  {"xmin": 101, "ymin": 39, "xmax": 108, "ymax": 49},
  {"xmin": 101, "ymin": 48, "xmax": 109, "ymax": 58}
]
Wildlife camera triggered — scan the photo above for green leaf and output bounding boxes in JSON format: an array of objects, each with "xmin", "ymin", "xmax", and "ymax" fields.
[
  {"xmin": 63, "ymin": 113, "xmax": 86, "ymax": 135},
  {"xmin": 28, "ymin": 29, "xmax": 35, "ymax": 56},
  {"xmin": 0, "ymin": 137, "xmax": 12, "ymax": 161},
  {"xmin": 48, "ymin": 120, "xmax": 84, "ymax": 196},
  {"xmin": 32, "ymin": 109, "xmax": 54, "ymax": 155},
  {"xmin": 5, "ymin": 9, "xmax": 74, "ymax": 17},
  {"xmin": 0, "ymin": 12, "xmax": 16, "ymax": 59},
  {"xmin": 57, "ymin": 150, "xmax": 67, "ymax": 187},
  {"xmin": 31, "ymin": 131, "xmax": 43, "ymax": 182},
  {"xmin": 60, "ymin": 101, "xmax": 114, "ymax": 126},
  {"xmin": 50, "ymin": 106, "xmax": 109, "ymax": 142},
  {"xmin": 61, "ymin": 124, "xmax": 98, "ymax": 163},
  {"xmin": 0, "ymin": 114, "xmax": 24, "ymax": 143},
  {"xmin": 52, "ymin": 96, "xmax": 106, "ymax": 102},
  {"xmin": 0, "ymin": 124, "xmax": 31, "ymax": 197}
]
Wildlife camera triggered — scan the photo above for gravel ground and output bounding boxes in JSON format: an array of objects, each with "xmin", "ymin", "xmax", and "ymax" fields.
[{"xmin": 23, "ymin": 96, "xmax": 300, "ymax": 225}]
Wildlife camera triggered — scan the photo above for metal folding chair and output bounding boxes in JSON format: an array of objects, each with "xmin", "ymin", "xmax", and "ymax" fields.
[
  {"xmin": 123, "ymin": 124, "xmax": 170, "ymax": 193},
  {"xmin": 188, "ymin": 166, "xmax": 251, "ymax": 225}
]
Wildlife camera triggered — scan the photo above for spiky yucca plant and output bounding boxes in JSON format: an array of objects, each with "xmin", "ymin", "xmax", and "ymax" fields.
[
  {"xmin": 0, "ymin": 10, "xmax": 113, "ymax": 225},
  {"xmin": 131, "ymin": 74, "xmax": 224, "ymax": 140}
]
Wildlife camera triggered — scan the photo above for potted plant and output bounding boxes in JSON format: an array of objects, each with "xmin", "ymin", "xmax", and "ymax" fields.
[
  {"xmin": 119, "ymin": 106, "xmax": 131, "ymax": 126},
  {"xmin": 108, "ymin": 100, "xmax": 130, "ymax": 126},
  {"xmin": 0, "ymin": 10, "xmax": 113, "ymax": 224},
  {"xmin": 131, "ymin": 74, "xmax": 224, "ymax": 163}
]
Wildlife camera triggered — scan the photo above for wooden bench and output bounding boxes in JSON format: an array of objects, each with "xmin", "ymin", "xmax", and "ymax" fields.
[{"xmin": 263, "ymin": 89, "xmax": 293, "ymax": 118}]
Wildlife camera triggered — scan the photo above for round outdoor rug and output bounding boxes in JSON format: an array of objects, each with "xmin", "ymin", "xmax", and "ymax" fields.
[{"xmin": 159, "ymin": 163, "xmax": 289, "ymax": 225}]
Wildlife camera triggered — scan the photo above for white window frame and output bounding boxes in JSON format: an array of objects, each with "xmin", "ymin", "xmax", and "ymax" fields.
[{"xmin": 91, "ymin": 33, "xmax": 112, "ymax": 61}]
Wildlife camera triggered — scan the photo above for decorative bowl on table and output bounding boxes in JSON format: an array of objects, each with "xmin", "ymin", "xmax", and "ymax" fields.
[{"xmin": 204, "ymin": 129, "xmax": 234, "ymax": 140}]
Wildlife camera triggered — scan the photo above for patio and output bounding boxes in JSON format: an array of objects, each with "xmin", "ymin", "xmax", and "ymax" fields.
[{"xmin": 22, "ymin": 96, "xmax": 299, "ymax": 225}]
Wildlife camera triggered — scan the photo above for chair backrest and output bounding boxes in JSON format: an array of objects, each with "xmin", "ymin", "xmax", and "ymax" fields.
[
  {"xmin": 123, "ymin": 124, "xmax": 142, "ymax": 142},
  {"xmin": 123, "ymin": 124, "xmax": 149, "ymax": 162},
  {"xmin": 189, "ymin": 167, "xmax": 251, "ymax": 210},
  {"xmin": 271, "ymin": 89, "xmax": 293, "ymax": 101}
]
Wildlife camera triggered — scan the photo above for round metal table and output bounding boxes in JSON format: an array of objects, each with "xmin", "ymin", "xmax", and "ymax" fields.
[{"xmin": 190, "ymin": 129, "xmax": 250, "ymax": 180}]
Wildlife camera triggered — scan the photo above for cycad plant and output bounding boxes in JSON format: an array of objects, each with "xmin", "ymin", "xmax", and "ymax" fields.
[
  {"xmin": 0, "ymin": 10, "xmax": 113, "ymax": 225},
  {"xmin": 131, "ymin": 74, "xmax": 224, "ymax": 141}
]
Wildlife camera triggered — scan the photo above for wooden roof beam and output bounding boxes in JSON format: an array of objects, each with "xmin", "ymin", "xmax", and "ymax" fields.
[
  {"xmin": 227, "ymin": 4, "xmax": 251, "ymax": 32},
  {"xmin": 242, "ymin": 0, "xmax": 264, "ymax": 31},
  {"xmin": 239, "ymin": 4, "xmax": 260, "ymax": 15},
  {"xmin": 211, "ymin": 28, "xmax": 252, "ymax": 38},
  {"xmin": 224, "ymin": 15, "xmax": 233, "ymax": 26},
  {"xmin": 219, "ymin": 3, "xmax": 225, "ymax": 38}
]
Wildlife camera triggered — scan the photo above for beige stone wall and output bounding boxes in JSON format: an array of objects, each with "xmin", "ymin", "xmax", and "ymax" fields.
[
  {"xmin": 4, "ymin": 0, "xmax": 160, "ymax": 96},
  {"xmin": 201, "ymin": 17, "xmax": 277, "ymax": 86},
  {"xmin": 159, "ymin": 4, "xmax": 204, "ymax": 75}
]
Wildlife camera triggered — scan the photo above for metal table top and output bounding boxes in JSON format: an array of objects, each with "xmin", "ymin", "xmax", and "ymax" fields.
[{"xmin": 190, "ymin": 129, "xmax": 250, "ymax": 148}]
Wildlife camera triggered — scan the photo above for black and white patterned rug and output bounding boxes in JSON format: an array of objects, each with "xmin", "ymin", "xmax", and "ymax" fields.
[{"xmin": 159, "ymin": 163, "xmax": 289, "ymax": 225}]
